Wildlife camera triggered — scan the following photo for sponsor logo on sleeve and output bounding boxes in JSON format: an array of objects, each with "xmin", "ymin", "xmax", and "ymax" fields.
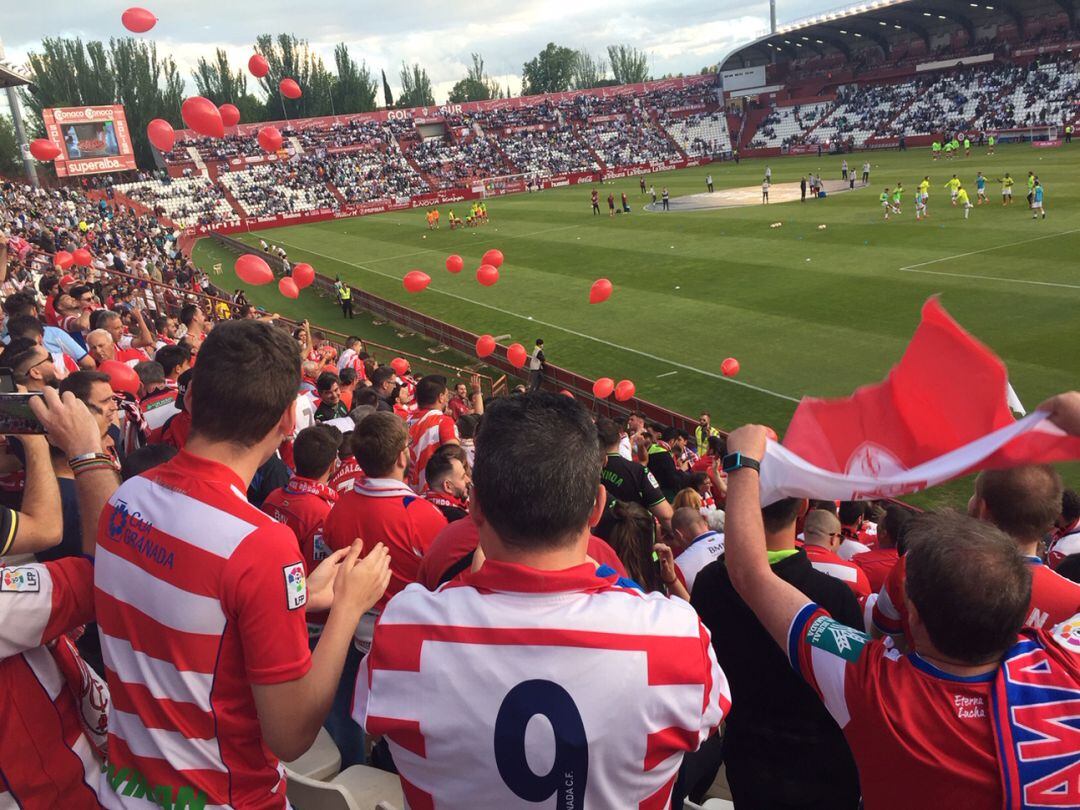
[
  {"xmin": 1, "ymin": 566, "xmax": 41, "ymax": 593},
  {"xmin": 283, "ymin": 562, "xmax": 307, "ymax": 610},
  {"xmin": 805, "ymin": 615, "xmax": 869, "ymax": 663}
]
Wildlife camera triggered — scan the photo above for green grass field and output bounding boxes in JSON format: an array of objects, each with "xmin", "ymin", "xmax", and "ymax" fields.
[{"xmin": 192, "ymin": 142, "xmax": 1080, "ymax": 506}]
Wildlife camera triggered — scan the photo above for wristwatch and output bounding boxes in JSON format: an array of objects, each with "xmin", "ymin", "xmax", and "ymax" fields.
[{"xmin": 722, "ymin": 452, "xmax": 761, "ymax": 474}]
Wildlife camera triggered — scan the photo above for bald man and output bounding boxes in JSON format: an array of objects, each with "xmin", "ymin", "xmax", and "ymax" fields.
[
  {"xmin": 671, "ymin": 507, "xmax": 725, "ymax": 594},
  {"xmin": 802, "ymin": 509, "xmax": 871, "ymax": 602}
]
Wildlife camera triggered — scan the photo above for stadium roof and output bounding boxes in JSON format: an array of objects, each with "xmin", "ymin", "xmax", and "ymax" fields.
[
  {"xmin": 721, "ymin": 0, "xmax": 1075, "ymax": 70},
  {"xmin": 0, "ymin": 63, "xmax": 31, "ymax": 89}
]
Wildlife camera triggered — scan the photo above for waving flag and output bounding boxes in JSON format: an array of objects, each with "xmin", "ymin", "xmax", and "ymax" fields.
[{"xmin": 759, "ymin": 297, "xmax": 1080, "ymax": 505}]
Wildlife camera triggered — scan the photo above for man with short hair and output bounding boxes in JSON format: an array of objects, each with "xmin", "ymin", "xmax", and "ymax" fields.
[
  {"xmin": 853, "ymin": 505, "xmax": 910, "ymax": 593},
  {"xmin": 671, "ymin": 507, "xmax": 724, "ymax": 594},
  {"xmin": 527, "ymin": 338, "xmax": 546, "ymax": 392},
  {"xmin": 595, "ymin": 417, "xmax": 672, "ymax": 539},
  {"xmin": 85, "ymin": 329, "xmax": 118, "ymax": 366},
  {"xmin": 422, "ymin": 450, "xmax": 471, "ymax": 522},
  {"xmin": 369, "ymin": 366, "xmax": 396, "ymax": 412},
  {"xmin": 314, "ymin": 372, "xmax": 348, "ymax": 422},
  {"xmin": 94, "ymin": 320, "xmax": 391, "ymax": 809},
  {"xmin": 178, "ymin": 302, "xmax": 207, "ymax": 345},
  {"xmin": 406, "ymin": 374, "xmax": 459, "ymax": 489},
  {"xmin": 693, "ymin": 493, "xmax": 861, "ymax": 810},
  {"xmin": 1049, "ymin": 489, "xmax": 1080, "ymax": 569},
  {"xmin": 99, "ymin": 309, "xmax": 152, "ymax": 363},
  {"xmin": 837, "ymin": 501, "xmax": 872, "ymax": 559},
  {"xmin": 447, "ymin": 377, "xmax": 483, "ymax": 421},
  {"xmin": 134, "ymin": 360, "xmax": 178, "ymax": 432},
  {"xmin": 694, "ymin": 411, "xmax": 720, "ymax": 456},
  {"xmin": 719, "ymin": 422, "xmax": 1080, "ymax": 810},
  {"xmin": 58, "ymin": 371, "xmax": 119, "ymax": 450},
  {"xmin": 648, "ymin": 426, "xmax": 694, "ymax": 502},
  {"xmin": 874, "ymin": 465, "xmax": 1080, "ymax": 639},
  {"xmin": 355, "ymin": 393, "xmax": 730, "ymax": 808},
  {"xmin": 153, "ymin": 343, "xmax": 192, "ymax": 385},
  {"xmin": 0, "ymin": 337, "xmax": 59, "ymax": 390},
  {"xmin": 802, "ymin": 509, "xmax": 872, "ymax": 603}
]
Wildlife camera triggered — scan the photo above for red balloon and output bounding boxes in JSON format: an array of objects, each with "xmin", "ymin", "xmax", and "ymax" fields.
[
  {"xmin": 257, "ymin": 125, "xmax": 282, "ymax": 153},
  {"xmin": 54, "ymin": 251, "xmax": 73, "ymax": 270},
  {"xmin": 292, "ymin": 263, "xmax": 315, "ymax": 289},
  {"xmin": 614, "ymin": 380, "xmax": 636, "ymax": 402},
  {"xmin": 219, "ymin": 103, "xmax": 241, "ymax": 127},
  {"xmin": 278, "ymin": 277, "xmax": 299, "ymax": 299},
  {"xmin": 403, "ymin": 270, "xmax": 431, "ymax": 293},
  {"xmin": 476, "ymin": 264, "xmax": 499, "ymax": 286},
  {"xmin": 72, "ymin": 248, "xmax": 93, "ymax": 267},
  {"xmin": 234, "ymin": 254, "xmax": 273, "ymax": 286},
  {"xmin": 481, "ymin": 249, "xmax": 504, "ymax": 268},
  {"xmin": 181, "ymin": 96, "xmax": 224, "ymax": 139},
  {"xmin": 592, "ymin": 377, "xmax": 614, "ymax": 399},
  {"xmin": 475, "ymin": 334, "xmax": 496, "ymax": 358},
  {"xmin": 390, "ymin": 357, "xmax": 409, "ymax": 376},
  {"xmin": 29, "ymin": 139, "xmax": 61, "ymax": 161},
  {"xmin": 100, "ymin": 360, "xmax": 140, "ymax": 397},
  {"xmin": 589, "ymin": 278, "xmax": 613, "ymax": 304},
  {"xmin": 121, "ymin": 7, "xmax": 157, "ymax": 33},
  {"xmin": 445, "ymin": 254, "xmax": 464, "ymax": 274},
  {"xmin": 279, "ymin": 78, "xmax": 302, "ymax": 99},
  {"xmin": 146, "ymin": 118, "xmax": 175, "ymax": 153},
  {"xmin": 248, "ymin": 53, "xmax": 270, "ymax": 78},
  {"xmin": 559, "ymin": 389, "xmax": 575, "ymax": 398},
  {"xmin": 507, "ymin": 343, "xmax": 527, "ymax": 368},
  {"xmin": 765, "ymin": 426, "xmax": 779, "ymax": 442},
  {"xmin": 720, "ymin": 357, "xmax": 740, "ymax": 377}
]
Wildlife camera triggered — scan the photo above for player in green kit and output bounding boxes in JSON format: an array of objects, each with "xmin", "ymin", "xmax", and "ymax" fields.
[
  {"xmin": 943, "ymin": 141, "xmax": 953, "ymax": 159},
  {"xmin": 880, "ymin": 188, "xmax": 891, "ymax": 221},
  {"xmin": 891, "ymin": 182, "xmax": 904, "ymax": 214},
  {"xmin": 963, "ymin": 137, "xmax": 971, "ymax": 157},
  {"xmin": 987, "ymin": 134, "xmax": 996, "ymax": 155},
  {"xmin": 932, "ymin": 141, "xmax": 941, "ymax": 160},
  {"xmin": 1026, "ymin": 172, "xmax": 1035, "ymax": 207}
]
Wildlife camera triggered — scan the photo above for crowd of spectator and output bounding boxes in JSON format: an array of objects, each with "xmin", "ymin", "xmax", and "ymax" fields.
[
  {"xmin": 112, "ymin": 175, "xmax": 239, "ymax": 229},
  {"xmin": 1, "ymin": 174, "xmax": 1079, "ymax": 810},
  {"xmin": 406, "ymin": 135, "xmax": 516, "ymax": 185},
  {"xmin": 219, "ymin": 157, "xmax": 340, "ymax": 217},
  {"xmin": 586, "ymin": 118, "xmax": 683, "ymax": 166}
]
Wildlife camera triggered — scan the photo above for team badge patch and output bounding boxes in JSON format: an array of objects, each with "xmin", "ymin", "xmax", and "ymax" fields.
[
  {"xmin": 805, "ymin": 615, "xmax": 869, "ymax": 663},
  {"xmin": 282, "ymin": 562, "xmax": 307, "ymax": 610},
  {"xmin": 1, "ymin": 567, "xmax": 40, "ymax": 593},
  {"xmin": 1050, "ymin": 614, "xmax": 1080, "ymax": 653}
]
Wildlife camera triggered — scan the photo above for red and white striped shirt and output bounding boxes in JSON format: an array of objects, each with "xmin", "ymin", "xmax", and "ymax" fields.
[
  {"xmin": 94, "ymin": 450, "xmax": 312, "ymax": 809},
  {"xmin": 0, "ymin": 557, "xmax": 107, "ymax": 809},
  {"xmin": 353, "ymin": 559, "xmax": 730, "ymax": 809},
  {"xmin": 406, "ymin": 409, "xmax": 458, "ymax": 489}
]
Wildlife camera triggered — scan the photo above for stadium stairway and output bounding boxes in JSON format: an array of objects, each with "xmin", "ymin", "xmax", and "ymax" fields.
[
  {"xmin": 577, "ymin": 127, "xmax": 609, "ymax": 174},
  {"xmin": 217, "ymin": 182, "xmax": 250, "ymax": 220},
  {"xmin": 653, "ymin": 111, "xmax": 691, "ymax": 161},
  {"xmin": 737, "ymin": 107, "xmax": 771, "ymax": 150},
  {"xmin": 400, "ymin": 147, "xmax": 440, "ymax": 191},
  {"xmin": 325, "ymin": 181, "xmax": 348, "ymax": 206}
]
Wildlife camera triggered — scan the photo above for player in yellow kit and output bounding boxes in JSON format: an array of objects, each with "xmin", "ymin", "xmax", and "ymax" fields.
[
  {"xmin": 918, "ymin": 176, "xmax": 930, "ymax": 199},
  {"xmin": 957, "ymin": 185, "xmax": 973, "ymax": 220},
  {"xmin": 998, "ymin": 173, "xmax": 1014, "ymax": 205},
  {"xmin": 944, "ymin": 175, "xmax": 961, "ymax": 205}
]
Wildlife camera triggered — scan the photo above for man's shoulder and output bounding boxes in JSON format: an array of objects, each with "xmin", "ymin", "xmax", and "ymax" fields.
[{"xmin": 783, "ymin": 554, "xmax": 863, "ymax": 624}]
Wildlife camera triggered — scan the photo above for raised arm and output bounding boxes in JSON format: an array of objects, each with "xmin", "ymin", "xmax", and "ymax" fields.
[
  {"xmin": 1, "ymin": 433, "xmax": 62, "ymax": 554},
  {"xmin": 722, "ymin": 425, "xmax": 815, "ymax": 650}
]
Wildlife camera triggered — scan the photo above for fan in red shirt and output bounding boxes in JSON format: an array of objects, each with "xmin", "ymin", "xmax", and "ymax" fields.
[
  {"xmin": 802, "ymin": 509, "xmax": 872, "ymax": 603},
  {"xmin": 874, "ymin": 465, "xmax": 1080, "ymax": 640},
  {"xmin": 405, "ymin": 374, "xmax": 459, "ymax": 489},
  {"xmin": 147, "ymin": 370, "xmax": 193, "ymax": 449},
  {"xmin": 323, "ymin": 411, "xmax": 447, "ymax": 621},
  {"xmin": 853, "ymin": 505, "xmax": 911, "ymax": 593},
  {"xmin": 261, "ymin": 424, "xmax": 344, "ymax": 632},
  {"xmin": 100, "ymin": 309, "xmax": 154, "ymax": 364}
]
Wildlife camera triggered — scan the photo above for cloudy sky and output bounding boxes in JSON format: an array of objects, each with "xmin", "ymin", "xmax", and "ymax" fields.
[{"xmin": 3, "ymin": 0, "xmax": 833, "ymax": 104}]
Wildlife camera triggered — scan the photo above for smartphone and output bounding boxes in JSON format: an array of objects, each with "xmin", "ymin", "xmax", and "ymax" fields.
[
  {"xmin": 0, "ymin": 390, "xmax": 46, "ymax": 435},
  {"xmin": 0, "ymin": 368, "xmax": 15, "ymax": 394}
]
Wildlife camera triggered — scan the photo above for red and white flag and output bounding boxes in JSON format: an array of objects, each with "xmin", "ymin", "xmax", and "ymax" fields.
[{"xmin": 759, "ymin": 297, "xmax": 1080, "ymax": 505}]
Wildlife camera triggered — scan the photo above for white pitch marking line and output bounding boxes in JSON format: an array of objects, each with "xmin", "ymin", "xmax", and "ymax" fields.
[
  {"xmin": 266, "ymin": 236, "xmax": 801, "ymax": 403},
  {"xmin": 656, "ymin": 371, "xmax": 679, "ymax": 378},
  {"xmin": 898, "ymin": 228, "xmax": 1080, "ymax": 289}
]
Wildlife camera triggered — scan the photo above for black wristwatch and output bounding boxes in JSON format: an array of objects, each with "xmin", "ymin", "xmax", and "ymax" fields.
[{"xmin": 722, "ymin": 452, "xmax": 761, "ymax": 474}]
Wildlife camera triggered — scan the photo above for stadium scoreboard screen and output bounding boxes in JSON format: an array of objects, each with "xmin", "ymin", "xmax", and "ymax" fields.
[{"xmin": 41, "ymin": 105, "xmax": 137, "ymax": 177}]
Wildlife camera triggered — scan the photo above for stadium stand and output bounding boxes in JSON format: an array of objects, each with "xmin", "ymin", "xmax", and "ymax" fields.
[{"xmin": 112, "ymin": 175, "xmax": 239, "ymax": 228}]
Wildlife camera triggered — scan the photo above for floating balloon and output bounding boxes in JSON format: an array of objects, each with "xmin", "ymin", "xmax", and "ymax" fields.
[
  {"xmin": 279, "ymin": 78, "xmax": 302, "ymax": 99},
  {"xmin": 559, "ymin": 389, "xmax": 574, "ymax": 398},
  {"xmin": 507, "ymin": 343, "xmax": 527, "ymax": 368},
  {"xmin": 72, "ymin": 248, "xmax": 93, "ymax": 267},
  {"xmin": 403, "ymin": 270, "xmax": 431, "ymax": 293},
  {"xmin": 257, "ymin": 125, "xmax": 282, "ymax": 153},
  {"xmin": 589, "ymin": 278, "xmax": 613, "ymax": 304},
  {"xmin": 29, "ymin": 139, "xmax": 61, "ymax": 161},
  {"xmin": 219, "ymin": 103, "xmax": 241, "ymax": 127},
  {"xmin": 146, "ymin": 118, "xmax": 175, "ymax": 153},
  {"xmin": 100, "ymin": 360, "xmax": 140, "ymax": 397},
  {"xmin": 53, "ymin": 251, "xmax": 73, "ymax": 270},
  {"xmin": 720, "ymin": 357, "xmax": 740, "ymax": 377},
  {"xmin": 445, "ymin": 254, "xmax": 463, "ymax": 273},
  {"xmin": 614, "ymin": 379, "xmax": 636, "ymax": 402},
  {"xmin": 476, "ymin": 264, "xmax": 499, "ymax": 286},
  {"xmin": 248, "ymin": 53, "xmax": 270, "ymax": 78},
  {"xmin": 475, "ymin": 334, "xmax": 496, "ymax": 358},
  {"xmin": 481, "ymin": 248, "xmax": 504, "ymax": 268},
  {"xmin": 234, "ymin": 254, "xmax": 273, "ymax": 286},
  {"xmin": 121, "ymin": 7, "xmax": 157, "ymax": 33},
  {"xmin": 181, "ymin": 96, "xmax": 224, "ymax": 138},
  {"xmin": 390, "ymin": 357, "xmax": 409, "ymax": 376},
  {"xmin": 278, "ymin": 277, "xmax": 299, "ymax": 299},
  {"xmin": 592, "ymin": 377, "xmax": 614, "ymax": 399},
  {"xmin": 292, "ymin": 262, "xmax": 314, "ymax": 289}
]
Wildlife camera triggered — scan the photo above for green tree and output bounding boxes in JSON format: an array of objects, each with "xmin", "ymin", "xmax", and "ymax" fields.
[
  {"xmin": 521, "ymin": 43, "xmax": 576, "ymax": 95},
  {"xmin": 0, "ymin": 116, "xmax": 22, "ymax": 177},
  {"xmin": 447, "ymin": 54, "xmax": 502, "ymax": 103},
  {"xmin": 251, "ymin": 33, "xmax": 335, "ymax": 119},
  {"xmin": 607, "ymin": 44, "xmax": 650, "ymax": 85},
  {"xmin": 333, "ymin": 44, "xmax": 377, "ymax": 114},
  {"xmin": 397, "ymin": 62, "xmax": 434, "ymax": 108},
  {"xmin": 571, "ymin": 50, "xmax": 608, "ymax": 90},
  {"xmin": 381, "ymin": 69, "xmax": 394, "ymax": 108},
  {"xmin": 191, "ymin": 48, "xmax": 263, "ymax": 121}
]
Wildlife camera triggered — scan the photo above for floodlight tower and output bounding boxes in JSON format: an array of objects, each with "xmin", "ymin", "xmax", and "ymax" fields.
[
  {"xmin": 770, "ymin": 0, "xmax": 778, "ymax": 33},
  {"xmin": 0, "ymin": 37, "xmax": 38, "ymax": 186}
]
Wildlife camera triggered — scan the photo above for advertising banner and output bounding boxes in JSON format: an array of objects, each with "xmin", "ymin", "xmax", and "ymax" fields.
[{"xmin": 42, "ymin": 105, "xmax": 138, "ymax": 177}]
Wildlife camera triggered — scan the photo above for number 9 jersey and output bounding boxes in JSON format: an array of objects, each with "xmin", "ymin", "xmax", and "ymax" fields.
[{"xmin": 353, "ymin": 558, "xmax": 730, "ymax": 809}]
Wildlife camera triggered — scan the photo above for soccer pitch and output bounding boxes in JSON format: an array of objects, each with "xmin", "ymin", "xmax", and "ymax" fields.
[{"xmin": 193, "ymin": 142, "xmax": 1080, "ymax": 502}]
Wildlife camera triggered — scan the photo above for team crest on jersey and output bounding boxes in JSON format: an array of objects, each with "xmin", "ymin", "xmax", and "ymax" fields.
[
  {"xmin": 805, "ymin": 615, "xmax": 869, "ymax": 663},
  {"xmin": 0, "ymin": 566, "xmax": 39, "ymax": 592},
  {"xmin": 283, "ymin": 562, "xmax": 307, "ymax": 610},
  {"xmin": 1050, "ymin": 615, "xmax": 1080, "ymax": 652}
]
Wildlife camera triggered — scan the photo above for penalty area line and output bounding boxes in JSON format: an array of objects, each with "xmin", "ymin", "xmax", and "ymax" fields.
[
  {"xmin": 267, "ymin": 236, "xmax": 802, "ymax": 404},
  {"xmin": 898, "ymin": 228, "xmax": 1080, "ymax": 290}
]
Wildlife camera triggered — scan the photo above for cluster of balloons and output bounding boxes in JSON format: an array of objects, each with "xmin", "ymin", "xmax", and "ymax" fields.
[
  {"xmin": 234, "ymin": 254, "xmax": 316, "ymax": 299},
  {"xmin": 592, "ymin": 377, "xmax": 636, "ymax": 402}
]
